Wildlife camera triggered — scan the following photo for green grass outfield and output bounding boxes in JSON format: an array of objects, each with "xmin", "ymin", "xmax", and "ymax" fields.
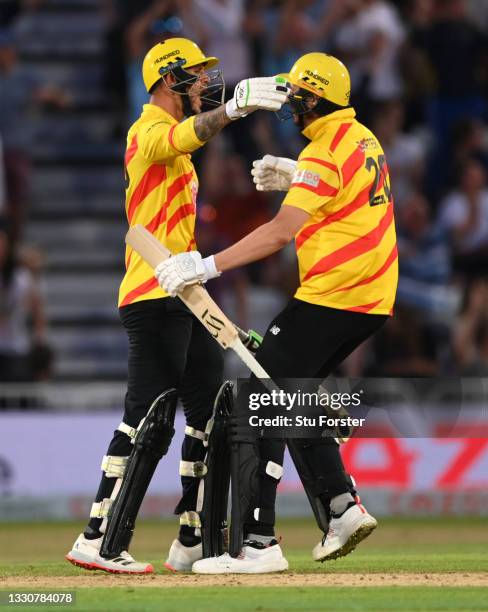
[{"xmin": 0, "ymin": 517, "xmax": 487, "ymax": 611}]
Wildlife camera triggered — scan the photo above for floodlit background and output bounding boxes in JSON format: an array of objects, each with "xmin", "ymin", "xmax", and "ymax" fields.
[{"xmin": 0, "ymin": 0, "xmax": 487, "ymax": 521}]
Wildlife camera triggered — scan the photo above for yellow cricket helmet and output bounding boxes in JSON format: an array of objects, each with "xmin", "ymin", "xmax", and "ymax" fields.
[
  {"xmin": 282, "ymin": 53, "xmax": 350, "ymax": 107},
  {"xmin": 142, "ymin": 37, "xmax": 219, "ymax": 93}
]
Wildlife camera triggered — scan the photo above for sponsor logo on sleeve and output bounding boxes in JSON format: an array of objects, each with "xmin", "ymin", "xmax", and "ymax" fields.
[{"xmin": 292, "ymin": 168, "xmax": 320, "ymax": 189}]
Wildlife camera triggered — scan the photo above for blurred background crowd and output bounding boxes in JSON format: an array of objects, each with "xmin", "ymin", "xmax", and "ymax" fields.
[{"xmin": 1, "ymin": 0, "xmax": 488, "ymax": 388}]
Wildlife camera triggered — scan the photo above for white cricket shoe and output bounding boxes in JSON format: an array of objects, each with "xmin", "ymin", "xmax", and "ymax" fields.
[
  {"xmin": 164, "ymin": 539, "xmax": 203, "ymax": 572},
  {"xmin": 65, "ymin": 533, "xmax": 153, "ymax": 574},
  {"xmin": 313, "ymin": 503, "xmax": 377, "ymax": 562},
  {"xmin": 192, "ymin": 540, "xmax": 288, "ymax": 574}
]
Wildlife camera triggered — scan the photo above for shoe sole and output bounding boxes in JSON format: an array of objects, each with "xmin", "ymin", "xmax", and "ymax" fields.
[
  {"xmin": 164, "ymin": 562, "xmax": 178, "ymax": 573},
  {"xmin": 193, "ymin": 559, "xmax": 289, "ymax": 575},
  {"xmin": 316, "ymin": 520, "xmax": 377, "ymax": 563},
  {"xmin": 164, "ymin": 562, "xmax": 193, "ymax": 573},
  {"xmin": 65, "ymin": 554, "xmax": 153, "ymax": 575}
]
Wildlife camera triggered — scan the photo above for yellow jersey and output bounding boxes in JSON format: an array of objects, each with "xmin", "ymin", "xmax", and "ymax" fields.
[
  {"xmin": 283, "ymin": 108, "xmax": 398, "ymax": 315},
  {"xmin": 118, "ymin": 104, "xmax": 204, "ymax": 307}
]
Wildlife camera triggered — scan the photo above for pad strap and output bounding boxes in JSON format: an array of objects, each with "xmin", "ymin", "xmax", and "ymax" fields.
[
  {"xmin": 90, "ymin": 498, "xmax": 112, "ymax": 518},
  {"xmin": 179, "ymin": 510, "xmax": 202, "ymax": 528},
  {"xmin": 101, "ymin": 455, "xmax": 128, "ymax": 479},
  {"xmin": 117, "ymin": 421, "xmax": 137, "ymax": 442},
  {"xmin": 184, "ymin": 426, "xmax": 207, "ymax": 442},
  {"xmin": 262, "ymin": 460, "xmax": 283, "ymax": 481},
  {"xmin": 179, "ymin": 460, "xmax": 208, "ymax": 478}
]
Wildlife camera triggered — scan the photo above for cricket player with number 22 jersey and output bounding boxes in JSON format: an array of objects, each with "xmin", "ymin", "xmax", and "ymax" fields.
[{"xmin": 157, "ymin": 52, "xmax": 399, "ymax": 574}]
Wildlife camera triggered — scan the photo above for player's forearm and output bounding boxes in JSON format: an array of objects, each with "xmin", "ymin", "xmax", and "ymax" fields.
[
  {"xmin": 214, "ymin": 222, "xmax": 290, "ymax": 272},
  {"xmin": 194, "ymin": 105, "xmax": 232, "ymax": 141}
]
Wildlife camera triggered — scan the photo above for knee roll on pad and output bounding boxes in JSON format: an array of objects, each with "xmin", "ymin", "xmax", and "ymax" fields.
[{"xmin": 100, "ymin": 388, "xmax": 178, "ymax": 558}]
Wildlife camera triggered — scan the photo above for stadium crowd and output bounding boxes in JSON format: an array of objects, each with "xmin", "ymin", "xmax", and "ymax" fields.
[{"xmin": 1, "ymin": 0, "xmax": 488, "ymax": 382}]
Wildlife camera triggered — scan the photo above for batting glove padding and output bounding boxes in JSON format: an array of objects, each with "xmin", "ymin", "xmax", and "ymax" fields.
[
  {"xmin": 225, "ymin": 77, "xmax": 290, "ymax": 120},
  {"xmin": 251, "ymin": 155, "xmax": 297, "ymax": 191},
  {"xmin": 155, "ymin": 252, "xmax": 220, "ymax": 297}
]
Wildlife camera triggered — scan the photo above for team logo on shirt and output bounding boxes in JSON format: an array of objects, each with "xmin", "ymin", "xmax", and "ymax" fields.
[
  {"xmin": 357, "ymin": 137, "xmax": 378, "ymax": 151},
  {"xmin": 292, "ymin": 168, "xmax": 320, "ymax": 189}
]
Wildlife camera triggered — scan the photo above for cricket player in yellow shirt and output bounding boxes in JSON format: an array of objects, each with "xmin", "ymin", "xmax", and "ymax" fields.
[
  {"xmin": 157, "ymin": 53, "xmax": 398, "ymax": 573},
  {"xmin": 65, "ymin": 37, "xmax": 289, "ymax": 574}
]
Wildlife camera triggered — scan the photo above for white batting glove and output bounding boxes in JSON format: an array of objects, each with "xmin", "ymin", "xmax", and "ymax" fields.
[
  {"xmin": 225, "ymin": 77, "xmax": 290, "ymax": 120},
  {"xmin": 155, "ymin": 252, "xmax": 220, "ymax": 297},
  {"xmin": 251, "ymin": 154, "xmax": 297, "ymax": 191}
]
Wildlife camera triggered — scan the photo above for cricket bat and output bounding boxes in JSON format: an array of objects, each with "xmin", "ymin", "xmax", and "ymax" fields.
[{"xmin": 125, "ymin": 225, "xmax": 270, "ymax": 379}]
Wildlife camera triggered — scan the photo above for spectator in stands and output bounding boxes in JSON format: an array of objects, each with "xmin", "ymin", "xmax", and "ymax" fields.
[
  {"xmin": 124, "ymin": 0, "xmax": 207, "ymax": 123},
  {"xmin": 195, "ymin": 207, "xmax": 251, "ymax": 331},
  {"xmin": 371, "ymin": 100, "xmax": 426, "ymax": 206},
  {"xmin": 396, "ymin": 192, "xmax": 458, "ymax": 321},
  {"xmin": 397, "ymin": 0, "xmax": 437, "ymax": 129},
  {"xmin": 411, "ymin": 0, "xmax": 488, "ymax": 191},
  {"xmin": 0, "ymin": 0, "xmax": 46, "ymax": 27},
  {"xmin": 189, "ymin": 0, "xmax": 265, "ymax": 165},
  {"xmin": 191, "ymin": 0, "xmax": 251, "ymax": 86},
  {"xmin": 370, "ymin": 305, "xmax": 441, "ymax": 375},
  {"xmin": 0, "ymin": 229, "xmax": 48, "ymax": 382},
  {"xmin": 334, "ymin": 0, "xmax": 405, "ymax": 121},
  {"xmin": 0, "ymin": 136, "xmax": 6, "ymax": 225},
  {"xmin": 466, "ymin": 0, "xmax": 488, "ymax": 32},
  {"xmin": 200, "ymin": 149, "xmax": 271, "ymax": 245},
  {"xmin": 439, "ymin": 157, "xmax": 488, "ymax": 276},
  {"xmin": 449, "ymin": 118, "xmax": 488, "ymax": 178},
  {"xmin": 0, "ymin": 29, "xmax": 68, "ymax": 243},
  {"xmin": 453, "ymin": 279, "xmax": 488, "ymax": 374}
]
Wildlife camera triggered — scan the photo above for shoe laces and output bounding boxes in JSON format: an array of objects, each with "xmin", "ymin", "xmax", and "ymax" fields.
[{"xmin": 120, "ymin": 551, "xmax": 136, "ymax": 563}]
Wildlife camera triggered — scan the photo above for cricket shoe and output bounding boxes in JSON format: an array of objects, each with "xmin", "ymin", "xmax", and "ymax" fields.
[
  {"xmin": 65, "ymin": 533, "xmax": 153, "ymax": 574},
  {"xmin": 164, "ymin": 539, "xmax": 203, "ymax": 572},
  {"xmin": 313, "ymin": 503, "xmax": 377, "ymax": 562},
  {"xmin": 192, "ymin": 539, "xmax": 288, "ymax": 574}
]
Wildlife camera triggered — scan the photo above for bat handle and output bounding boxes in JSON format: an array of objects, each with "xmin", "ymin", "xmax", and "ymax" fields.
[
  {"xmin": 230, "ymin": 337, "xmax": 270, "ymax": 379},
  {"xmin": 235, "ymin": 326, "xmax": 263, "ymax": 354}
]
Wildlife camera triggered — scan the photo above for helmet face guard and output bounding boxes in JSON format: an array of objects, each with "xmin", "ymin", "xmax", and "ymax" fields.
[
  {"xmin": 158, "ymin": 59, "xmax": 226, "ymax": 116},
  {"xmin": 276, "ymin": 87, "xmax": 314, "ymax": 122}
]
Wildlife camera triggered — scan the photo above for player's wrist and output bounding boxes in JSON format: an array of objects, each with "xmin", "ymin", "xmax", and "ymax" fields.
[
  {"xmin": 202, "ymin": 255, "xmax": 221, "ymax": 280},
  {"xmin": 225, "ymin": 99, "xmax": 247, "ymax": 120}
]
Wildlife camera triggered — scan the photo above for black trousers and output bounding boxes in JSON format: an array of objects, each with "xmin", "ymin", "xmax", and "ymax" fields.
[
  {"xmin": 244, "ymin": 298, "xmax": 387, "ymax": 536},
  {"xmin": 87, "ymin": 298, "xmax": 224, "ymax": 535}
]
